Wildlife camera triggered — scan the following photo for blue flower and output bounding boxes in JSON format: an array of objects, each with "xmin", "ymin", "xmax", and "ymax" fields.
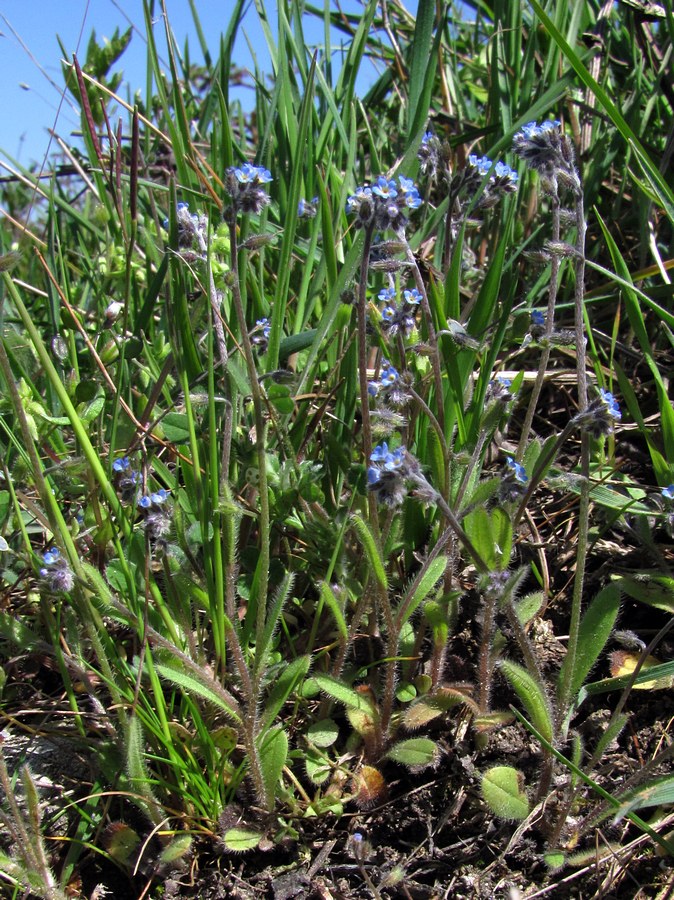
[
  {"xmin": 233, "ymin": 163, "xmax": 272, "ymax": 184},
  {"xmin": 256, "ymin": 318, "xmax": 271, "ymax": 339},
  {"xmin": 506, "ymin": 457, "xmax": 528, "ymax": 484},
  {"xmin": 164, "ymin": 202, "xmax": 206, "ymax": 247},
  {"xmin": 113, "ymin": 455, "xmax": 139, "ymax": 502},
  {"xmin": 662, "ymin": 485, "xmax": 674, "ymax": 501},
  {"xmin": 599, "ymin": 389, "xmax": 622, "ymax": 422},
  {"xmin": 403, "ymin": 289, "xmax": 422, "ymax": 306},
  {"xmin": 397, "ymin": 176, "xmax": 422, "ymax": 208},
  {"xmin": 113, "ymin": 456, "xmax": 130, "ymax": 473},
  {"xmin": 370, "ymin": 442, "xmax": 392, "ymax": 464},
  {"xmin": 42, "ymin": 548, "xmax": 60, "ymax": 568},
  {"xmin": 468, "ymin": 154, "xmax": 493, "ymax": 176},
  {"xmin": 494, "ymin": 162, "xmax": 519, "ymax": 184},
  {"xmin": 498, "ymin": 457, "xmax": 528, "ymax": 503},
  {"xmin": 138, "ymin": 489, "xmax": 169, "ymax": 510},
  {"xmin": 531, "ymin": 310, "xmax": 545, "ymax": 326},
  {"xmin": 518, "ymin": 120, "xmax": 560, "ymax": 140},
  {"xmin": 372, "ymin": 177, "xmax": 398, "ymax": 200},
  {"xmin": 378, "ymin": 287, "xmax": 397, "ymax": 303},
  {"xmin": 380, "ymin": 363, "xmax": 399, "ymax": 387},
  {"xmin": 486, "ymin": 375, "xmax": 513, "ymax": 405},
  {"xmin": 418, "ymin": 131, "xmax": 441, "ymax": 177},
  {"xmin": 346, "ymin": 186, "xmax": 373, "ymax": 218}
]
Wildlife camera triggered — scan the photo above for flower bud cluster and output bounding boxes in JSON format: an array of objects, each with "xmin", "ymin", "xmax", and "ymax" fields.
[
  {"xmin": 164, "ymin": 202, "xmax": 208, "ymax": 249},
  {"xmin": 378, "ymin": 286, "xmax": 421, "ymax": 339},
  {"xmin": 298, "ymin": 197, "xmax": 318, "ymax": 218},
  {"xmin": 138, "ymin": 488, "xmax": 172, "ymax": 544},
  {"xmin": 367, "ymin": 442, "xmax": 437, "ymax": 507},
  {"xmin": 417, "ymin": 131, "xmax": 443, "ymax": 180},
  {"xmin": 661, "ymin": 485, "xmax": 674, "ymax": 535},
  {"xmin": 39, "ymin": 548, "xmax": 75, "ymax": 593},
  {"xmin": 499, "ymin": 457, "xmax": 529, "ymax": 503},
  {"xmin": 575, "ymin": 389, "xmax": 622, "ymax": 438},
  {"xmin": 485, "ymin": 376, "xmax": 513, "ymax": 406},
  {"xmin": 417, "ymin": 132, "xmax": 518, "ymax": 209},
  {"xmin": 463, "ymin": 155, "xmax": 519, "ymax": 206},
  {"xmin": 367, "ymin": 443, "xmax": 410, "ymax": 507},
  {"xmin": 346, "ymin": 175, "xmax": 422, "ymax": 232},
  {"xmin": 225, "ymin": 163, "xmax": 273, "ymax": 215},
  {"xmin": 367, "ymin": 361, "xmax": 409, "ymax": 409},
  {"xmin": 250, "ymin": 317, "xmax": 271, "ymax": 353},
  {"xmin": 112, "ymin": 456, "xmax": 139, "ymax": 503},
  {"xmin": 513, "ymin": 120, "xmax": 580, "ymax": 194}
]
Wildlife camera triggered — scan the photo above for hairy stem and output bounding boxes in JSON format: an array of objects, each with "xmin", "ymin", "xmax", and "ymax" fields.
[
  {"xmin": 227, "ymin": 220, "xmax": 271, "ymax": 648},
  {"xmin": 557, "ymin": 189, "xmax": 589, "ymax": 732},
  {"xmin": 517, "ymin": 187, "xmax": 561, "ymax": 459}
]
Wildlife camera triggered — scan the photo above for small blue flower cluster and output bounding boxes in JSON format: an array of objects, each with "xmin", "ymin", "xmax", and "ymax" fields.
[
  {"xmin": 576, "ymin": 389, "xmax": 622, "ymax": 438},
  {"xmin": 164, "ymin": 201, "xmax": 207, "ymax": 249},
  {"xmin": 527, "ymin": 309, "xmax": 547, "ymax": 342},
  {"xmin": 368, "ymin": 361, "xmax": 400, "ymax": 397},
  {"xmin": 417, "ymin": 131, "xmax": 519, "ymax": 204},
  {"xmin": 466, "ymin": 154, "xmax": 519, "ymax": 199},
  {"xmin": 112, "ymin": 456, "xmax": 139, "ymax": 503},
  {"xmin": 225, "ymin": 163, "xmax": 273, "ymax": 215},
  {"xmin": 517, "ymin": 120, "xmax": 560, "ymax": 141},
  {"xmin": 367, "ymin": 442, "xmax": 409, "ymax": 507},
  {"xmin": 298, "ymin": 197, "xmax": 319, "ymax": 218},
  {"xmin": 506, "ymin": 457, "xmax": 528, "ymax": 484},
  {"xmin": 138, "ymin": 488, "xmax": 172, "ymax": 545},
  {"xmin": 661, "ymin": 485, "xmax": 674, "ymax": 534},
  {"xmin": 138, "ymin": 488, "xmax": 170, "ymax": 510},
  {"xmin": 513, "ymin": 120, "xmax": 561, "ymax": 171},
  {"xmin": 367, "ymin": 441, "xmax": 437, "ymax": 507},
  {"xmin": 599, "ymin": 389, "xmax": 621, "ymax": 421},
  {"xmin": 378, "ymin": 286, "xmax": 421, "ymax": 338},
  {"xmin": 346, "ymin": 175, "xmax": 422, "ymax": 232},
  {"xmin": 367, "ymin": 361, "xmax": 410, "ymax": 410},
  {"xmin": 513, "ymin": 120, "xmax": 578, "ymax": 190},
  {"xmin": 417, "ymin": 131, "xmax": 442, "ymax": 179},
  {"xmin": 498, "ymin": 457, "xmax": 529, "ymax": 503},
  {"xmin": 39, "ymin": 548, "xmax": 74, "ymax": 593},
  {"xmin": 486, "ymin": 375, "xmax": 514, "ymax": 405},
  {"xmin": 251, "ymin": 317, "xmax": 272, "ymax": 352}
]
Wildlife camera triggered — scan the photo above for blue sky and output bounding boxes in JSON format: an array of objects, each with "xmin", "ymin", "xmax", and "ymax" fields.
[{"xmin": 0, "ymin": 1, "xmax": 418, "ymax": 169}]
